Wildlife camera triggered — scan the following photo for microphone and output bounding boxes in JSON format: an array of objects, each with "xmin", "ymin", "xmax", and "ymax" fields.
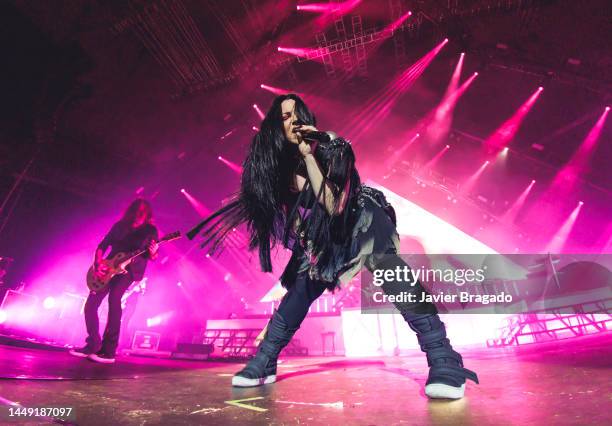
[{"xmin": 291, "ymin": 120, "xmax": 333, "ymax": 143}]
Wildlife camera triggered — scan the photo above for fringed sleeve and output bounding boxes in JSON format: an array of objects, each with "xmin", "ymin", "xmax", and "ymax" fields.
[
  {"xmin": 186, "ymin": 194, "xmax": 248, "ymax": 257},
  {"xmin": 315, "ymin": 137, "xmax": 361, "ymax": 241},
  {"xmin": 186, "ymin": 193, "xmax": 278, "ymax": 272}
]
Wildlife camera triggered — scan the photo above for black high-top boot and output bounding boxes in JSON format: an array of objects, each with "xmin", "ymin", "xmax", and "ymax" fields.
[
  {"xmin": 232, "ymin": 310, "xmax": 299, "ymax": 387},
  {"xmin": 403, "ymin": 313, "xmax": 479, "ymax": 399}
]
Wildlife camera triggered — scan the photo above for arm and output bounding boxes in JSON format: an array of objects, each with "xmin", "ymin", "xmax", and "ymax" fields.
[
  {"xmin": 146, "ymin": 227, "xmax": 160, "ymax": 260},
  {"xmin": 94, "ymin": 248, "xmax": 106, "ymax": 268},
  {"xmin": 94, "ymin": 223, "xmax": 118, "ymax": 272},
  {"xmin": 294, "ymin": 125, "xmax": 350, "ymax": 216}
]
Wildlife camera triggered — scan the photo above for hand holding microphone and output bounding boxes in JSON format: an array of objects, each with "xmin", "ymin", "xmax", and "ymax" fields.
[{"xmin": 292, "ymin": 120, "xmax": 332, "ymax": 144}]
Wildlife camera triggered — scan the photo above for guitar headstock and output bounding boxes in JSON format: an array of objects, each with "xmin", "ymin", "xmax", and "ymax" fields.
[{"xmin": 160, "ymin": 231, "xmax": 181, "ymax": 243}]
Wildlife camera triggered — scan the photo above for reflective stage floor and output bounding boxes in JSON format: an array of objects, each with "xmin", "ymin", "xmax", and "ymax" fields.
[{"xmin": 0, "ymin": 332, "xmax": 610, "ymax": 425}]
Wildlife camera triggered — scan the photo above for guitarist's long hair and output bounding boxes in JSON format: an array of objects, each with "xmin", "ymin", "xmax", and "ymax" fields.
[
  {"xmin": 187, "ymin": 94, "xmax": 315, "ymax": 272},
  {"xmin": 121, "ymin": 199, "xmax": 154, "ymax": 225}
]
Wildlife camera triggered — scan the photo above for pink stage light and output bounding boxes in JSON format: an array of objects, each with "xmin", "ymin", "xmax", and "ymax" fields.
[
  {"xmin": 297, "ymin": 0, "xmax": 361, "ymax": 14},
  {"xmin": 342, "ymin": 39, "xmax": 448, "ymax": 142},
  {"xmin": 460, "ymin": 160, "xmax": 490, "ymax": 195},
  {"xmin": 384, "ymin": 133, "xmax": 420, "ymax": 169},
  {"xmin": 260, "ymin": 84, "xmax": 290, "ymax": 96},
  {"xmin": 252, "ymin": 125, "xmax": 259, "ymax": 132},
  {"xmin": 389, "ymin": 11, "xmax": 412, "ymax": 32},
  {"xmin": 296, "ymin": 2, "xmax": 329, "ymax": 12},
  {"xmin": 180, "ymin": 188, "xmax": 211, "ymax": 217},
  {"xmin": 545, "ymin": 201, "xmax": 584, "ymax": 253},
  {"xmin": 503, "ymin": 180, "xmax": 536, "ymax": 224},
  {"xmin": 278, "ymin": 46, "xmax": 331, "ymax": 64},
  {"xmin": 422, "ymin": 144, "xmax": 450, "ymax": 170},
  {"xmin": 527, "ymin": 112, "xmax": 597, "ymax": 148},
  {"xmin": 548, "ymin": 106, "xmax": 610, "ymax": 193},
  {"xmin": 485, "ymin": 87, "xmax": 543, "ymax": 151},
  {"xmin": 218, "ymin": 156, "xmax": 243, "ymax": 174},
  {"xmin": 447, "ymin": 53, "xmax": 465, "ymax": 98},
  {"xmin": 0, "ymin": 310, "xmax": 7, "ymax": 324},
  {"xmin": 252, "ymin": 104, "xmax": 265, "ymax": 120},
  {"xmin": 43, "ymin": 297, "xmax": 55, "ymax": 310},
  {"xmin": 426, "ymin": 55, "xmax": 478, "ymax": 142},
  {"xmin": 277, "ymin": 46, "xmax": 308, "ymax": 57},
  {"xmin": 404, "ymin": 70, "xmax": 478, "ymax": 145}
]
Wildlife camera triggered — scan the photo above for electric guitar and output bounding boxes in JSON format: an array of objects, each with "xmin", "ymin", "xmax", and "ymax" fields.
[{"xmin": 86, "ymin": 231, "xmax": 181, "ymax": 292}]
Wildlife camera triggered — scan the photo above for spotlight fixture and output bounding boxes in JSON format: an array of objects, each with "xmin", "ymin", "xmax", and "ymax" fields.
[{"xmin": 43, "ymin": 297, "xmax": 55, "ymax": 310}]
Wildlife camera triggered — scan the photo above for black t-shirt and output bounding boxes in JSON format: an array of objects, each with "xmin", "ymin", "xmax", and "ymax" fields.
[{"xmin": 98, "ymin": 221, "xmax": 159, "ymax": 281}]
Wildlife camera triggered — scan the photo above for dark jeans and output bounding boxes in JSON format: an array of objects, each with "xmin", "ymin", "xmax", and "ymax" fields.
[
  {"xmin": 277, "ymin": 272, "xmax": 328, "ymax": 328},
  {"xmin": 277, "ymin": 254, "xmax": 437, "ymax": 329},
  {"xmin": 84, "ymin": 273, "xmax": 133, "ymax": 356}
]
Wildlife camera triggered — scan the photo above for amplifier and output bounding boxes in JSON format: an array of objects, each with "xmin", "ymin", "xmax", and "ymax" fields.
[{"xmin": 132, "ymin": 331, "xmax": 161, "ymax": 352}]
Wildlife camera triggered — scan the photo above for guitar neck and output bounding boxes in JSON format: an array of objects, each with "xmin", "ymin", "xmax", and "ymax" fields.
[
  {"xmin": 123, "ymin": 238, "xmax": 170, "ymax": 263},
  {"xmin": 115, "ymin": 232, "xmax": 180, "ymax": 264}
]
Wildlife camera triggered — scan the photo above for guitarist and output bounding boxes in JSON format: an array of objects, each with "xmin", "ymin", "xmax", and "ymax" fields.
[{"xmin": 70, "ymin": 199, "xmax": 159, "ymax": 363}]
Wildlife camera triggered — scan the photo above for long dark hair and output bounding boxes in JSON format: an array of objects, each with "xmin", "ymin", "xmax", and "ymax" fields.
[
  {"xmin": 121, "ymin": 198, "xmax": 153, "ymax": 225},
  {"xmin": 242, "ymin": 94, "xmax": 317, "ymax": 268},
  {"xmin": 187, "ymin": 94, "xmax": 317, "ymax": 271}
]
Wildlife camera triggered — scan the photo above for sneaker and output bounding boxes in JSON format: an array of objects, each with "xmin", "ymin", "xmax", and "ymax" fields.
[
  {"xmin": 88, "ymin": 351, "xmax": 116, "ymax": 364},
  {"xmin": 68, "ymin": 346, "xmax": 96, "ymax": 358},
  {"xmin": 425, "ymin": 383, "xmax": 467, "ymax": 400},
  {"xmin": 232, "ymin": 372, "xmax": 277, "ymax": 387}
]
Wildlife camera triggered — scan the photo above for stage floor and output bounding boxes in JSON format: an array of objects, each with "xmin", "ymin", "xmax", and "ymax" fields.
[{"xmin": 0, "ymin": 333, "xmax": 610, "ymax": 425}]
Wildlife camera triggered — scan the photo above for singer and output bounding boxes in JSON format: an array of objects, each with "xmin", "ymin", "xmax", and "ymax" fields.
[{"xmin": 187, "ymin": 94, "xmax": 478, "ymax": 399}]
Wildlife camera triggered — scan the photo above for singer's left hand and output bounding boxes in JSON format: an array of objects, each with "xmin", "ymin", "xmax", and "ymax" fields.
[
  {"xmin": 295, "ymin": 124, "xmax": 318, "ymax": 156},
  {"xmin": 295, "ymin": 124, "xmax": 318, "ymax": 135}
]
